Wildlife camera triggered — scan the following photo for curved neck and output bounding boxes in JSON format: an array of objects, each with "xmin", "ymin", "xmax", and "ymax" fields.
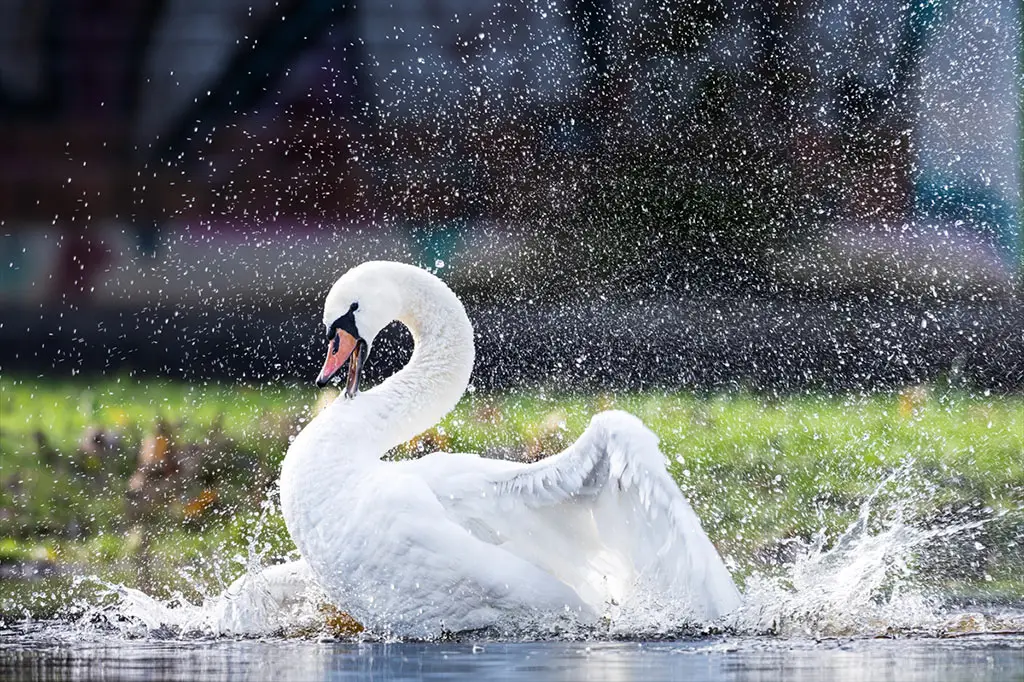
[{"xmin": 345, "ymin": 269, "xmax": 474, "ymax": 454}]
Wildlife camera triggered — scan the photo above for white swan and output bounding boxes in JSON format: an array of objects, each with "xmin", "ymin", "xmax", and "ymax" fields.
[{"xmin": 270, "ymin": 261, "xmax": 740, "ymax": 637}]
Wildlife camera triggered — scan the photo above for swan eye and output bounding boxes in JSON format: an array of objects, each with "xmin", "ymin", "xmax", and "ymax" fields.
[{"xmin": 326, "ymin": 303, "xmax": 363, "ymax": 341}]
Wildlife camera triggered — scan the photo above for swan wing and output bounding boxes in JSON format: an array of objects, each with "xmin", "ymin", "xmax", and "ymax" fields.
[{"xmin": 412, "ymin": 410, "xmax": 741, "ymax": 621}]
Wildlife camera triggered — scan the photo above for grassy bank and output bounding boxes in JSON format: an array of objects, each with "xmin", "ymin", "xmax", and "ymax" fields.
[{"xmin": 1, "ymin": 375, "xmax": 1022, "ymax": 617}]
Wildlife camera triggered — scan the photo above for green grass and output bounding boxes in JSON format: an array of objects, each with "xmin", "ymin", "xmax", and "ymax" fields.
[{"xmin": 1, "ymin": 374, "xmax": 1022, "ymax": 617}]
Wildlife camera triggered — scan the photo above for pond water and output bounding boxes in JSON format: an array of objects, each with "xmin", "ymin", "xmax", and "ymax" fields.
[
  {"xmin": 2, "ymin": 623, "xmax": 1023, "ymax": 682},
  {"xmin": 3, "ymin": 470, "xmax": 1023, "ymax": 681}
]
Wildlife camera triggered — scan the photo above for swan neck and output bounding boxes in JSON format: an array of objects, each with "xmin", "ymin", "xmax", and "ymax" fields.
[{"xmin": 365, "ymin": 272, "xmax": 474, "ymax": 451}]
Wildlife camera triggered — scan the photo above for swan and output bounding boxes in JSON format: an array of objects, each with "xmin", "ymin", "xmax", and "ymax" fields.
[{"xmin": 268, "ymin": 261, "xmax": 740, "ymax": 637}]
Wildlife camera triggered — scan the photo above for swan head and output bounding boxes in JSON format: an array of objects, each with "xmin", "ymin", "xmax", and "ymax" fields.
[{"xmin": 316, "ymin": 262, "xmax": 405, "ymax": 396}]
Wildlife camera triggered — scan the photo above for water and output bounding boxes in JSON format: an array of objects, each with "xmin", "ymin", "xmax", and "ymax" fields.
[
  {"xmin": 2, "ymin": 470, "xmax": 1022, "ymax": 681},
  {"xmin": 3, "ymin": 623, "xmax": 1023, "ymax": 682},
  {"xmin": 65, "ymin": 464, "xmax": 1021, "ymax": 641}
]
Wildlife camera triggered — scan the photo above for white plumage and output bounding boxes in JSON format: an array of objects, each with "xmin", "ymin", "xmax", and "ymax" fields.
[{"xmin": 263, "ymin": 261, "xmax": 741, "ymax": 637}]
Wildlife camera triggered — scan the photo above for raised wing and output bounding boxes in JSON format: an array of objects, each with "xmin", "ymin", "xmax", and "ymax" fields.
[{"xmin": 414, "ymin": 410, "xmax": 742, "ymax": 623}]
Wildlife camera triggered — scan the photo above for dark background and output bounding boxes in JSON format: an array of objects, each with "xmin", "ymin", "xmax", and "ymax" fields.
[{"xmin": 0, "ymin": 0, "xmax": 1020, "ymax": 391}]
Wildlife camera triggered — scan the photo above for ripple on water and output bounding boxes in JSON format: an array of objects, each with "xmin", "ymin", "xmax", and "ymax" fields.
[{"xmin": 2, "ymin": 621, "xmax": 1024, "ymax": 682}]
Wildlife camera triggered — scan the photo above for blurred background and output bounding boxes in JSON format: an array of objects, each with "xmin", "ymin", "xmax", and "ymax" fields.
[
  {"xmin": 0, "ymin": 0, "xmax": 1021, "ymax": 391},
  {"xmin": 1, "ymin": 1, "xmax": 1023, "ymax": 617}
]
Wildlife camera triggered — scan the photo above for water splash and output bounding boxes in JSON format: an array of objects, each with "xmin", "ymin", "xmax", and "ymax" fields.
[
  {"xmin": 56, "ymin": 464, "xmax": 1023, "ymax": 642},
  {"xmin": 732, "ymin": 464, "xmax": 1020, "ymax": 638},
  {"xmin": 81, "ymin": 571, "xmax": 327, "ymax": 639},
  {"xmin": 71, "ymin": 492, "xmax": 326, "ymax": 639}
]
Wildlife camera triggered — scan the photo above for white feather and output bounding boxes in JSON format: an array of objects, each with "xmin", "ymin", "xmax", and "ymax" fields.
[{"xmin": 275, "ymin": 262, "xmax": 741, "ymax": 637}]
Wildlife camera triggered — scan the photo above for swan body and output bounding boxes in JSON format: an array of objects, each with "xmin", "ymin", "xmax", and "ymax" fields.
[{"xmin": 276, "ymin": 261, "xmax": 741, "ymax": 637}]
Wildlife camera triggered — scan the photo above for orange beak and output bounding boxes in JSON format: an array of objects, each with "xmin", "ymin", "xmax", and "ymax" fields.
[{"xmin": 317, "ymin": 329, "xmax": 359, "ymax": 389}]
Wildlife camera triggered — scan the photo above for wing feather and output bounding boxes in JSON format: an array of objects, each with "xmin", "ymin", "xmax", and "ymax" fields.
[{"xmin": 421, "ymin": 410, "xmax": 742, "ymax": 622}]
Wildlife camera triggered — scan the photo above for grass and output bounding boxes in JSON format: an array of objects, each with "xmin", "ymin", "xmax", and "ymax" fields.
[{"xmin": 1, "ymin": 374, "xmax": 1022, "ymax": 618}]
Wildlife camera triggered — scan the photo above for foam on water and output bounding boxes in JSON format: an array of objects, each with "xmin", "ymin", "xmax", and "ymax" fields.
[{"xmin": 60, "ymin": 465, "xmax": 1023, "ymax": 642}]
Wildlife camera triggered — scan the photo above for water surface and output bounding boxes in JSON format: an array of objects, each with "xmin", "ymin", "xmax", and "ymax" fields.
[{"xmin": 3, "ymin": 623, "xmax": 1023, "ymax": 682}]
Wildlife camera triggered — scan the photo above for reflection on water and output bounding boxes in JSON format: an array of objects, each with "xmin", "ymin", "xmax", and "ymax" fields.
[{"xmin": 2, "ymin": 625, "xmax": 1023, "ymax": 682}]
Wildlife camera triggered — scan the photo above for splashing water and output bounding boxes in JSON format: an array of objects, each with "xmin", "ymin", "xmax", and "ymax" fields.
[
  {"xmin": 71, "ymin": 493, "xmax": 327, "ymax": 640},
  {"xmin": 84, "ymin": 573, "xmax": 326, "ymax": 640},
  {"xmin": 53, "ymin": 465, "xmax": 1022, "ymax": 642},
  {"xmin": 734, "ymin": 464, "xmax": 1022, "ymax": 638}
]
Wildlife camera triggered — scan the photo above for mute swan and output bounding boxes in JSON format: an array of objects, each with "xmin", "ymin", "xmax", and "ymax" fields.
[{"xmin": 270, "ymin": 261, "xmax": 740, "ymax": 637}]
